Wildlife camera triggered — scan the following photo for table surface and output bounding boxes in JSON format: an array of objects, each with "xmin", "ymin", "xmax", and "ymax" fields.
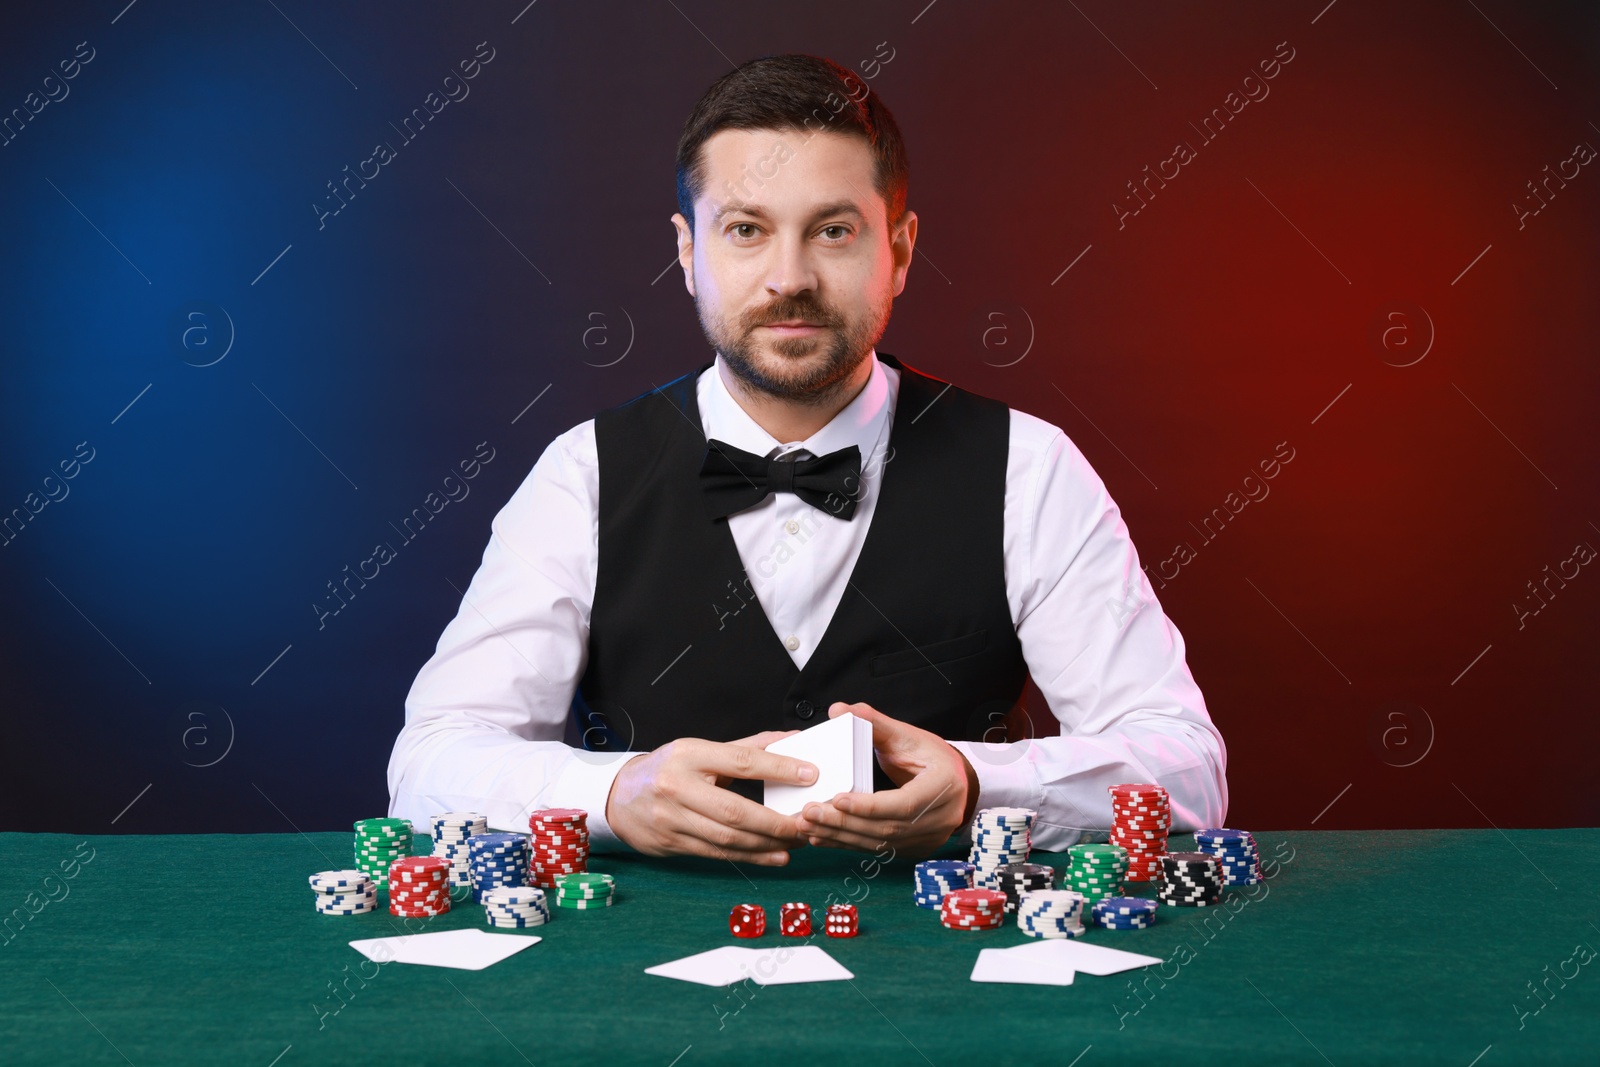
[{"xmin": 2, "ymin": 828, "xmax": 1596, "ymax": 1066}]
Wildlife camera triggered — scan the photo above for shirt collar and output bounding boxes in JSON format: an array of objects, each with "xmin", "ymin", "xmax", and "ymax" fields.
[{"xmin": 699, "ymin": 347, "xmax": 894, "ymax": 461}]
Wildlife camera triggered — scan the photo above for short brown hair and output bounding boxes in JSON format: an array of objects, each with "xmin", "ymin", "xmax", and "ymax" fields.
[{"xmin": 675, "ymin": 53, "xmax": 910, "ymax": 235}]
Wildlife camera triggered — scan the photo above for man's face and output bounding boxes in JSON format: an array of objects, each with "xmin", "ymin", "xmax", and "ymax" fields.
[{"xmin": 672, "ymin": 128, "xmax": 916, "ymax": 405}]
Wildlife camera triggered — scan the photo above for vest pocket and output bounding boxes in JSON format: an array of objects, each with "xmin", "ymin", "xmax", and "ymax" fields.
[{"xmin": 869, "ymin": 628, "xmax": 989, "ymax": 677}]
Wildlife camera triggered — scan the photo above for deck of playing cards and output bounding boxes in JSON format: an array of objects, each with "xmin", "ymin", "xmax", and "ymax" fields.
[{"xmin": 762, "ymin": 711, "xmax": 874, "ymax": 816}]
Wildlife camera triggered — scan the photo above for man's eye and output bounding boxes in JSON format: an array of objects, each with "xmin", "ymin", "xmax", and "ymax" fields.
[
  {"xmin": 731, "ymin": 224, "xmax": 758, "ymax": 239},
  {"xmin": 820, "ymin": 226, "xmax": 850, "ymax": 241}
]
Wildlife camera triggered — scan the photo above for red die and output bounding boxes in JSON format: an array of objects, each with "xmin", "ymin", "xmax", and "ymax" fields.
[
  {"xmin": 729, "ymin": 903, "xmax": 766, "ymax": 938},
  {"xmin": 779, "ymin": 902, "xmax": 812, "ymax": 937},
  {"xmin": 824, "ymin": 903, "xmax": 859, "ymax": 938}
]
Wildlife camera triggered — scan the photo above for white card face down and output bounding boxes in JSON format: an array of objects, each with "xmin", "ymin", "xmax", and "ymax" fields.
[
  {"xmin": 738, "ymin": 945, "xmax": 854, "ymax": 986},
  {"xmin": 349, "ymin": 928, "xmax": 540, "ymax": 971},
  {"xmin": 1009, "ymin": 938, "xmax": 1164, "ymax": 976},
  {"xmin": 970, "ymin": 947, "xmax": 1076, "ymax": 986},
  {"xmin": 645, "ymin": 945, "xmax": 854, "ymax": 987},
  {"xmin": 762, "ymin": 712, "xmax": 873, "ymax": 816},
  {"xmin": 643, "ymin": 947, "xmax": 751, "ymax": 987}
]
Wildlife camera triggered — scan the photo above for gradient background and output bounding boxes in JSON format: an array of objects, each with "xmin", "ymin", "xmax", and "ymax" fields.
[{"xmin": 1, "ymin": 0, "xmax": 1595, "ymax": 835}]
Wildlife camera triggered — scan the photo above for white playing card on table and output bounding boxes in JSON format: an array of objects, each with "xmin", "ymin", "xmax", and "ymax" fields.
[
  {"xmin": 970, "ymin": 947, "xmax": 1076, "ymax": 985},
  {"xmin": 349, "ymin": 928, "xmax": 540, "ymax": 971},
  {"xmin": 646, "ymin": 945, "xmax": 854, "ymax": 986},
  {"xmin": 1011, "ymin": 938, "xmax": 1164, "ymax": 976},
  {"xmin": 643, "ymin": 946, "xmax": 752, "ymax": 986}
]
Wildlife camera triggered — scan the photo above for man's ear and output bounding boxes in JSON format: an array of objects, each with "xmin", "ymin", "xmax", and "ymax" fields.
[{"xmin": 670, "ymin": 213, "xmax": 695, "ymax": 297}]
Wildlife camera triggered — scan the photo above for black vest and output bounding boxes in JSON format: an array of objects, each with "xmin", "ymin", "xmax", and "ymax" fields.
[{"xmin": 574, "ymin": 352, "xmax": 1028, "ymax": 789}]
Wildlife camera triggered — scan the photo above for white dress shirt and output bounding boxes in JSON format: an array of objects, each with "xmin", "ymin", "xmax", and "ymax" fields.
[{"xmin": 388, "ymin": 349, "xmax": 1228, "ymax": 852}]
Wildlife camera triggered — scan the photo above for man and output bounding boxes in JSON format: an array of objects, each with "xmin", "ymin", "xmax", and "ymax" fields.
[{"xmin": 388, "ymin": 53, "xmax": 1226, "ymax": 866}]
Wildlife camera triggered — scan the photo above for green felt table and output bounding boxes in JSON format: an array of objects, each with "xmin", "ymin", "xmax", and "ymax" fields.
[{"xmin": 1, "ymin": 829, "xmax": 1596, "ymax": 1066}]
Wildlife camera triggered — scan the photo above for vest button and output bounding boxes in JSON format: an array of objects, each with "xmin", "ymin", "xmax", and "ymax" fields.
[{"xmin": 794, "ymin": 699, "xmax": 815, "ymax": 720}]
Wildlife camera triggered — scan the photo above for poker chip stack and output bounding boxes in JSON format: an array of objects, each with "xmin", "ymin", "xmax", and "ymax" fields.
[
  {"xmin": 388, "ymin": 856, "xmax": 451, "ymax": 917},
  {"xmin": 353, "ymin": 817, "xmax": 413, "ymax": 889},
  {"xmin": 482, "ymin": 886, "xmax": 550, "ymax": 928},
  {"xmin": 429, "ymin": 812, "xmax": 487, "ymax": 888},
  {"xmin": 1158, "ymin": 852, "xmax": 1224, "ymax": 906},
  {"xmin": 967, "ymin": 807, "xmax": 1036, "ymax": 888},
  {"xmin": 468, "ymin": 832, "xmax": 529, "ymax": 903},
  {"xmin": 1063, "ymin": 843, "xmax": 1128, "ymax": 906},
  {"xmin": 309, "ymin": 870, "xmax": 375, "ymax": 915},
  {"xmin": 1015, "ymin": 889, "xmax": 1086, "ymax": 939},
  {"xmin": 527, "ymin": 809, "xmax": 589, "ymax": 889},
  {"xmin": 824, "ymin": 903, "xmax": 859, "ymax": 938},
  {"xmin": 1194, "ymin": 828, "xmax": 1262, "ymax": 885},
  {"xmin": 913, "ymin": 859, "xmax": 975, "ymax": 909},
  {"xmin": 939, "ymin": 887, "xmax": 1008, "ymax": 931},
  {"xmin": 554, "ymin": 871, "xmax": 615, "ymax": 909},
  {"xmin": 730, "ymin": 903, "xmax": 766, "ymax": 937},
  {"xmin": 994, "ymin": 862, "xmax": 1056, "ymax": 914},
  {"xmin": 1092, "ymin": 895, "xmax": 1159, "ymax": 930},
  {"xmin": 780, "ymin": 902, "xmax": 812, "ymax": 936},
  {"xmin": 1109, "ymin": 783, "xmax": 1170, "ymax": 882}
]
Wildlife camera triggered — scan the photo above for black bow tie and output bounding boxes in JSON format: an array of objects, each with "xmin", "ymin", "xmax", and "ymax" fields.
[{"xmin": 698, "ymin": 438, "xmax": 863, "ymax": 521}]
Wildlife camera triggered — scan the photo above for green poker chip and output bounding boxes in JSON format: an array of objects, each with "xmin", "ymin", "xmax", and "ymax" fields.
[
  {"xmin": 556, "ymin": 896, "xmax": 614, "ymax": 909},
  {"xmin": 553, "ymin": 873, "xmax": 613, "ymax": 888}
]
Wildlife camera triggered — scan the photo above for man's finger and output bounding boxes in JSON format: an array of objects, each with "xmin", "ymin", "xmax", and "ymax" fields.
[
  {"xmin": 669, "ymin": 804, "xmax": 803, "ymax": 858},
  {"xmin": 699, "ymin": 739, "xmax": 817, "ymax": 787},
  {"xmin": 829, "ymin": 700, "xmax": 910, "ymax": 749},
  {"xmin": 673, "ymin": 778, "xmax": 806, "ymax": 844},
  {"xmin": 799, "ymin": 802, "xmax": 905, "ymax": 843},
  {"xmin": 729, "ymin": 729, "xmax": 799, "ymax": 749},
  {"xmin": 803, "ymin": 825, "xmax": 890, "ymax": 852},
  {"xmin": 828, "ymin": 786, "xmax": 932, "ymax": 821},
  {"xmin": 669, "ymin": 832, "xmax": 793, "ymax": 866}
]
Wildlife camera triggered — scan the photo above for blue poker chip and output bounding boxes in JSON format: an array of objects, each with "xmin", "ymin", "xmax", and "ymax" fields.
[{"xmin": 1093, "ymin": 896, "xmax": 1158, "ymax": 915}]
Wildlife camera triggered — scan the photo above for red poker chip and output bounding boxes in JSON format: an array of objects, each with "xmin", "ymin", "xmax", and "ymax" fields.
[{"xmin": 529, "ymin": 809, "xmax": 587, "ymax": 825}]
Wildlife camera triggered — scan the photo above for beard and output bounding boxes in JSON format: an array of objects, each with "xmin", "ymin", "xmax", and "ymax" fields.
[{"xmin": 695, "ymin": 280, "xmax": 893, "ymax": 407}]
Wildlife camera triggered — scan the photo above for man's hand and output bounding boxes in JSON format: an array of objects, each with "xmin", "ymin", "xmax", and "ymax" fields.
[
  {"xmin": 606, "ymin": 730, "xmax": 817, "ymax": 866},
  {"xmin": 795, "ymin": 701, "xmax": 980, "ymax": 857}
]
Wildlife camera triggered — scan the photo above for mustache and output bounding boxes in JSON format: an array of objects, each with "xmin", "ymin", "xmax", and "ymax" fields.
[{"xmin": 752, "ymin": 308, "xmax": 832, "ymax": 326}]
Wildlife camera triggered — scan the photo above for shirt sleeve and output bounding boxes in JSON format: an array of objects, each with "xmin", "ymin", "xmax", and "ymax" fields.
[
  {"xmin": 946, "ymin": 410, "xmax": 1229, "ymax": 852},
  {"xmin": 385, "ymin": 420, "xmax": 646, "ymax": 849}
]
